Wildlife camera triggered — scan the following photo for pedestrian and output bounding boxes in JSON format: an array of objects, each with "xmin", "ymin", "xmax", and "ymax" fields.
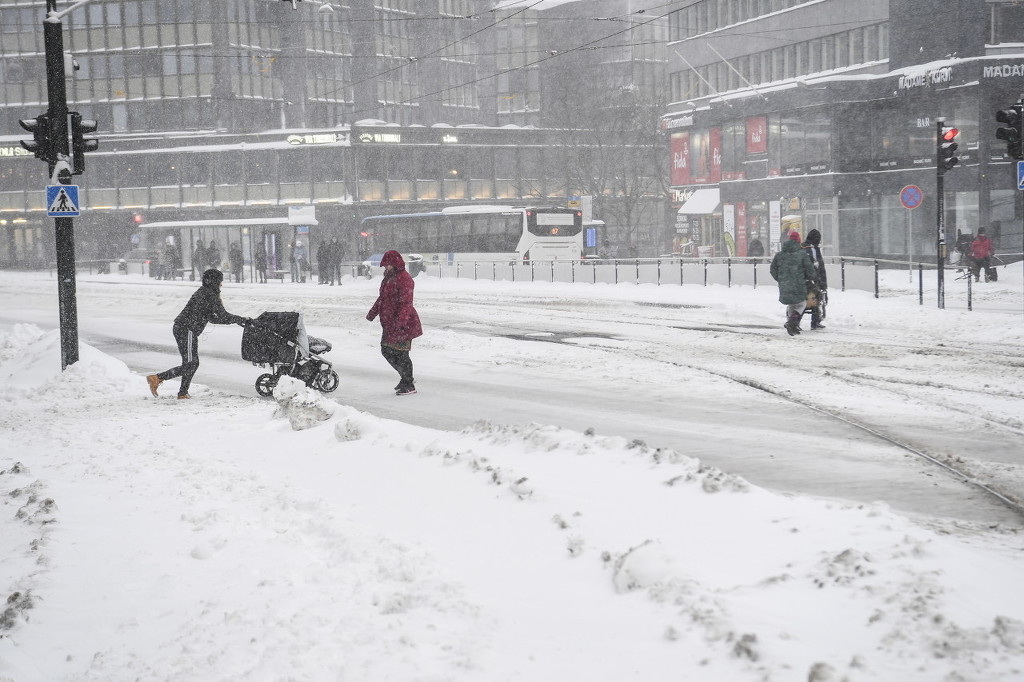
[
  {"xmin": 291, "ymin": 240, "xmax": 307, "ymax": 283},
  {"xmin": 162, "ymin": 241, "xmax": 177, "ymax": 280},
  {"xmin": 255, "ymin": 240, "xmax": 268, "ymax": 284},
  {"xmin": 801, "ymin": 228, "xmax": 828, "ymax": 329},
  {"xmin": 206, "ymin": 240, "xmax": 222, "ymax": 274},
  {"xmin": 146, "ymin": 269, "xmax": 250, "ymax": 399},
  {"xmin": 191, "ymin": 239, "xmax": 206, "ymax": 280},
  {"xmin": 317, "ymin": 240, "xmax": 329, "ymax": 285},
  {"xmin": 747, "ymin": 235, "xmax": 764, "ymax": 260},
  {"xmin": 229, "ymin": 242, "xmax": 244, "ymax": 283},
  {"xmin": 970, "ymin": 227, "xmax": 995, "ymax": 282},
  {"xmin": 365, "ymin": 250, "xmax": 423, "ymax": 395},
  {"xmin": 329, "ymin": 237, "xmax": 344, "ymax": 286},
  {"xmin": 770, "ymin": 231, "xmax": 817, "ymax": 336}
]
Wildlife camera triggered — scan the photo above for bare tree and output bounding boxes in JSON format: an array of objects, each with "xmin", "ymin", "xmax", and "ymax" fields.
[{"xmin": 545, "ymin": 84, "xmax": 669, "ymax": 255}]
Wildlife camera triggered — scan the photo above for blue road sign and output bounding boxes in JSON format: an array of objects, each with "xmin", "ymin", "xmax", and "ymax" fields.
[
  {"xmin": 899, "ymin": 184, "xmax": 923, "ymax": 210},
  {"xmin": 1017, "ymin": 161, "xmax": 1024, "ymax": 190},
  {"xmin": 46, "ymin": 185, "xmax": 80, "ymax": 217}
]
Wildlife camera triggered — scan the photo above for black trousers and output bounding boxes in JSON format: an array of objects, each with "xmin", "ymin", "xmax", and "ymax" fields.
[
  {"xmin": 380, "ymin": 344, "xmax": 414, "ymax": 388},
  {"xmin": 157, "ymin": 323, "xmax": 199, "ymax": 396}
]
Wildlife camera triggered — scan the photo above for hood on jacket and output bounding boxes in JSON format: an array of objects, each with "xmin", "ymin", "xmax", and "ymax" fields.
[
  {"xmin": 781, "ymin": 239, "xmax": 802, "ymax": 253},
  {"xmin": 805, "ymin": 229, "xmax": 821, "ymax": 246},
  {"xmin": 381, "ymin": 250, "xmax": 406, "ymax": 270}
]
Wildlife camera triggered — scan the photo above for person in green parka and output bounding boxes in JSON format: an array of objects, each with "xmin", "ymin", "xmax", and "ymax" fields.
[{"xmin": 769, "ymin": 231, "xmax": 818, "ymax": 336}]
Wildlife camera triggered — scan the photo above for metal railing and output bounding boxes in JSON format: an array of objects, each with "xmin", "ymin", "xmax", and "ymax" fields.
[{"xmin": 36, "ymin": 251, "xmax": 1020, "ymax": 311}]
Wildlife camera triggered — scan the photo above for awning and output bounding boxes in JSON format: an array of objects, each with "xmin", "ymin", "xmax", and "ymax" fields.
[{"xmin": 677, "ymin": 188, "xmax": 720, "ymax": 215}]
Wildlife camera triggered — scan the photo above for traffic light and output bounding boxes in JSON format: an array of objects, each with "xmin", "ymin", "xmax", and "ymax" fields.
[
  {"xmin": 937, "ymin": 123, "xmax": 959, "ymax": 175},
  {"xmin": 995, "ymin": 104, "xmax": 1024, "ymax": 160},
  {"xmin": 70, "ymin": 111, "xmax": 99, "ymax": 175},
  {"xmin": 19, "ymin": 114, "xmax": 54, "ymax": 164}
]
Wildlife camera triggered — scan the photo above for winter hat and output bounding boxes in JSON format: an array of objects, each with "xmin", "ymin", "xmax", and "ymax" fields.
[
  {"xmin": 201, "ymin": 268, "xmax": 224, "ymax": 286},
  {"xmin": 380, "ymin": 250, "xmax": 406, "ymax": 270},
  {"xmin": 788, "ymin": 231, "xmax": 802, "ymax": 242},
  {"xmin": 977, "ymin": 227, "xmax": 986, "ymax": 235}
]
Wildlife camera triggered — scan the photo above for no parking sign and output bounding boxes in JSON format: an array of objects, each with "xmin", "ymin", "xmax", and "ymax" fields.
[{"xmin": 900, "ymin": 185, "xmax": 923, "ymax": 210}]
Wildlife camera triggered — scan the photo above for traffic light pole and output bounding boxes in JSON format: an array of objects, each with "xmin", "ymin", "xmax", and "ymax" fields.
[
  {"xmin": 44, "ymin": 0, "xmax": 80, "ymax": 368},
  {"xmin": 935, "ymin": 119, "xmax": 946, "ymax": 310}
]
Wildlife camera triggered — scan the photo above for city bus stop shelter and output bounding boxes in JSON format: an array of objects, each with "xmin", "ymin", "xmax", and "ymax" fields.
[{"xmin": 140, "ymin": 207, "xmax": 317, "ymax": 280}]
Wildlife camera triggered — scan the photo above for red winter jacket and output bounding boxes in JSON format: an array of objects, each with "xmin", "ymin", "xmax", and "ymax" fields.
[
  {"xmin": 366, "ymin": 250, "xmax": 423, "ymax": 344},
  {"xmin": 970, "ymin": 235, "xmax": 994, "ymax": 259}
]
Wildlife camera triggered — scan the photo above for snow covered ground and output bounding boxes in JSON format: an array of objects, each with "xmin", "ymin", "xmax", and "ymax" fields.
[{"xmin": 0, "ymin": 262, "xmax": 1023, "ymax": 681}]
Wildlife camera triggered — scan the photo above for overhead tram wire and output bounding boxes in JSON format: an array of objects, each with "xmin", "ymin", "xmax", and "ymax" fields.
[
  {"xmin": 342, "ymin": 1, "xmax": 694, "ymax": 122},
  {"xmin": 325, "ymin": 0, "xmax": 548, "ymax": 103}
]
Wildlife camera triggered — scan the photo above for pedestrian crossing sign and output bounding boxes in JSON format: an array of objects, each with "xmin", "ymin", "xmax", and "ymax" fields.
[{"xmin": 47, "ymin": 185, "xmax": 80, "ymax": 217}]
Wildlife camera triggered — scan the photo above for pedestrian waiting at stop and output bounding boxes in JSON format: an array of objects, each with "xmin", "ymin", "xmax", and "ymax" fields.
[
  {"xmin": 255, "ymin": 240, "xmax": 268, "ymax": 284},
  {"xmin": 770, "ymin": 231, "xmax": 817, "ymax": 336},
  {"xmin": 146, "ymin": 269, "xmax": 251, "ymax": 399}
]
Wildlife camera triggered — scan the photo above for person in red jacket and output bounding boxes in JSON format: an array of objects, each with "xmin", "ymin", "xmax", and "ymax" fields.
[
  {"xmin": 366, "ymin": 250, "xmax": 423, "ymax": 395},
  {"xmin": 970, "ymin": 227, "xmax": 995, "ymax": 282}
]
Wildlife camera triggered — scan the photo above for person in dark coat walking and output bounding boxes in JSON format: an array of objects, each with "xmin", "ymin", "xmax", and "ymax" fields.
[
  {"xmin": 255, "ymin": 240, "xmax": 268, "ymax": 283},
  {"xmin": 317, "ymin": 240, "xmax": 329, "ymax": 284},
  {"xmin": 801, "ymin": 228, "xmax": 828, "ymax": 329},
  {"xmin": 329, "ymin": 237, "xmax": 344, "ymax": 285},
  {"xmin": 366, "ymin": 250, "xmax": 423, "ymax": 395},
  {"xmin": 146, "ymin": 269, "xmax": 250, "ymax": 399},
  {"xmin": 770, "ymin": 231, "xmax": 817, "ymax": 336}
]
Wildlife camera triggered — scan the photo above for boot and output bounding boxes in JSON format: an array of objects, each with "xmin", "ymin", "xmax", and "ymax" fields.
[
  {"xmin": 784, "ymin": 313, "xmax": 802, "ymax": 336},
  {"xmin": 146, "ymin": 374, "xmax": 163, "ymax": 397},
  {"xmin": 810, "ymin": 309, "xmax": 825, "ymax": 330}
]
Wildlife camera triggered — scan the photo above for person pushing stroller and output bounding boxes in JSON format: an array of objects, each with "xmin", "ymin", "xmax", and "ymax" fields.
[{"xmin": 147, "ymin": 268, "xmax": 250, "ymax": 399}]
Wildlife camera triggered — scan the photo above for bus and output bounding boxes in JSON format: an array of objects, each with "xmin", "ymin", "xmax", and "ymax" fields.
[{"xmin": 358, "ymin": 206, "xmax": 585, "ymax": 268}]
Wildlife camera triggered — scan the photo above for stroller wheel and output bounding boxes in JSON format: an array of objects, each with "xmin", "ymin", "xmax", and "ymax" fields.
[
  {"xmin": 255, "ymin": 373, "xmax": 278, "ymax": 398},
  {"xmin": 314, "ymin": 370, "xmax": 340, "ymax": 393}
]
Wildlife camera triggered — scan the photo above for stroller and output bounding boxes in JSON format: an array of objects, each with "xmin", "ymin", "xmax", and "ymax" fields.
[{"xmin": 241, "ymin": 311, "xmax": 339, "ymax": 397}]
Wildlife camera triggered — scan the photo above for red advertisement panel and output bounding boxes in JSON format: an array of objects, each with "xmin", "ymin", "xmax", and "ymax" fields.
[
  {"xmin": 746, "ymin": 116, "xmax": 767, "ymax": 154},
  {"xmin": 671, "ymin": 132, "xmax": 690, "ymax": 186},
  {"xmin": 710, "ymin": 127, "xmax": 722, "ymax": 183}
]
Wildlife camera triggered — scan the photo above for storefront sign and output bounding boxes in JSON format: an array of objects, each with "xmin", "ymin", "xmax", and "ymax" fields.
[
  {"xmin": 897, "ymin": 66, "xmax": 953, "ymax": 90},
  {"xmin": 0, "ymin": 146, "xmax": 33, "ymax": 158},
  {"xmin": 662, "ymin": 115, "xmax": 694, "ymax": 130},
  {"xmin": 983, "ymin": 64, "xmax": 1024, "ymax": 78},
  {"xmin": 357, "ymin": 131, "xmax": 402, "ymax": 144},
  {"xmin": 286, "ymin": 132, "xmax": 348, "ymax": 145}
]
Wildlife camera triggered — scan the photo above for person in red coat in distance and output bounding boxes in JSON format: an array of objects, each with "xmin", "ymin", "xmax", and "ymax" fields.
[{"xmin": 366, "ymin": 250, "xmax": 423, "ymax": 395}]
